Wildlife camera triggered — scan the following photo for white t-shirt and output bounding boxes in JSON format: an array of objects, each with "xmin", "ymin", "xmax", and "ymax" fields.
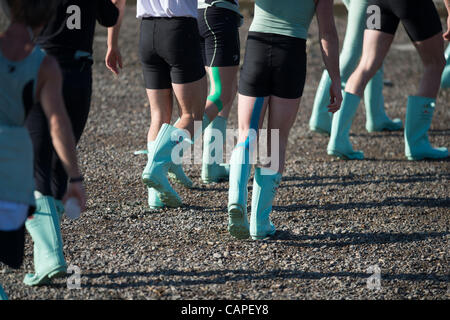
[
  {"xmin": 137, "ymin": 0, "xmax": 198, "ymax": 19},
  {"xmin": 0, "ymin": 200, "xmax": 28, "ymax": 231}
]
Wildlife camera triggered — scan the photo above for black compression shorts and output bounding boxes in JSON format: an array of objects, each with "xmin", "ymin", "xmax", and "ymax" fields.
[
  {"xmin": 367, "ymin": 0, "xmax": 442, "ymax": 41},
  {"xmin": 198, "ymin": 7, "xmax": 241, "ymax": 67},
  {"xmin": 239, "ymin": 32, "xmax": 307, "ymax": 99},
  {"xmin": 139, "ymin": 17, "xmax": 206, "ymax": 89}
]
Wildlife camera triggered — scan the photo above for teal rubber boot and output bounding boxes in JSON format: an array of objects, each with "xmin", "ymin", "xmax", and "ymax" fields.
[
  {"xmin": 327, "ymin": 92, "xmax": 364, "ymax": 160},
  {"xmin": 227, "ymin": 145, "xmax": 251, "ymax": 239},
  {"xmin": 250, "ymin": 167, "xmax": 281, "ymax": 240},
  {"xmin": 166, "ymin": 114, "xmax": 213, "ymax": 187},
  {"xmin": 404, "ymin": 96, "xmax": 448, "ymax": 160},
  {"xmin": 364, "ymin": 68, "xmax": 403, "ymax": 132},
  {"xmin": 202, "ymin": 116, "xmax": 230, "ymax": 183},
  {"xmin": 441, "ymin": 46, "xmax": 450, "ymax": 88},
  {"xmin": 145, "ymin": 141, "xmax": 165, "ymax": 210},
  {"xmin": 309, "ymin": 71, "xmax": 333, "ymax": 135},
  {"xmin": 147, "ymin": 188, "xmax": 164, "ymax": 210},
  {"xmin": 142, "ymin": 124, "xmax": 185, "ymax": 207},
  {"xmin": 24, "ymin": 195, "xmax": 67, "ymax": 286},
  {"xmin": 0, "ymin": 284, "xmax": 8, "ymax": 300}
]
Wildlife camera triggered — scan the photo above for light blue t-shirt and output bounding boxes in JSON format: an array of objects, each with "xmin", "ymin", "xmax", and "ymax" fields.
[{"xmin": 0, "ymin": 45, "xmax": 46, "ymax": 206}]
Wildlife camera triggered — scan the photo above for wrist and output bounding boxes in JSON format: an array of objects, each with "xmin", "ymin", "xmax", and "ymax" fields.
[{"xmin": 69, "ymin": 175, "xmax": 84, "ymax": 183}]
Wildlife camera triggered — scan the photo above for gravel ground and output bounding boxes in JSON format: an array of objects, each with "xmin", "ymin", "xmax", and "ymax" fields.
[{"xmin": 1, "ymin": 7, "xmax": 449, "ymax": 300}]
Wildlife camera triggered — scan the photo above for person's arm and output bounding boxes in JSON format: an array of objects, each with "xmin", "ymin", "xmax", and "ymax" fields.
[
  {"xmin": 37, "ymin": 56, "xmax": 86, "ymax": 210},
  {"xmin": 444, "ymin": 0, "xmax": 450, "ymax": 41},
  {"xmin": 97, "ymin": 0, "xmax": 120, "ymax": 27},
  {"xmin": 106, "ymin": 0, "xmax": 127, "ymax": 75},
  {"xmin": 315, "ymin": 0, "xmax": 342, "ymax": 113}
]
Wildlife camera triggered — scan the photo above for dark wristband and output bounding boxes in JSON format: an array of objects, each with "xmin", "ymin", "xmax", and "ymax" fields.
[{"xmin": 69, "ymin": 176, "xmax": 84, "ymax": 183}]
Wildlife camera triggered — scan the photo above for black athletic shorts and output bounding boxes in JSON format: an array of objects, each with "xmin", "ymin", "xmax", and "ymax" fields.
[
  {"xmin": 239, "ymin": 32, "xmax": 307, "ymax": 99},
  {"xmin": 198, "ymin": 7, "xmax": 241, "ymax": 67},
  {"xmin": 367, "ymin": 0, "xmax": 442, "ymax": 42},
  {"xmin": 139, "ymin": 17, "xmax": 206, "ymax": 89}
]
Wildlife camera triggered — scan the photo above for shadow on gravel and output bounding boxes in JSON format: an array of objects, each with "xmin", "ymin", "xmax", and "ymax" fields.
[
  {"xmin": 272, "ymin": 230, "xmax": 449, "ymax": 247},
  {"xmin": 273, "ymin": 196, "xmax": 450, "ymax": 212},
  {"xmin": 280, "ymin": 172, "xmax": 450, "ymax": 188},
  {"xmin": 81, "ymin": 267, "xmax": 449, "ymax": 290},
  {"xmin": 354, "ymin": 129, "xmax": 449, "ymax": 138}
]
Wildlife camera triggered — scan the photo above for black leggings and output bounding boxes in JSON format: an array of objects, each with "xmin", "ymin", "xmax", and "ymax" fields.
[
  {"xmin": 367, "ymin": 0, "xmax": 442, "ymax": 41},
  {"xmin": 25, "ymin": 65, "xmax": 92, "ymax": 200}
]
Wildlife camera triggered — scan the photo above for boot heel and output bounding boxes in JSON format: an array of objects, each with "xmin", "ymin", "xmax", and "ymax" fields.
[
  {"xmin": 48, "ymin": 266, "xmax": 67, "ymax": 279},
  {"xmin": 228, "ymin": 205, "xmax": 250, "ymax": 239}
]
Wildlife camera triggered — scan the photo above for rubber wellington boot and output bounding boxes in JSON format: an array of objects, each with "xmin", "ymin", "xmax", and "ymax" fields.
[
  {"xmin": 165, "ymin": 115, "xmax": 214, "ymax": 189},
  {"xmin": 0, "ymin": 284, "xmax": 8, "ymax": 300},
  {"xmin": 364, "ymin": 68, "xmax": 403, "ymax": 132},
  {"xmin": 327, "ymin": 92, "xmax": 364, "ymax": 160},
  {"xmin": 250, "ymin": 167, "xmax": 281, "ymax": 240},
  {"xmin": 404, "ymin": 96, "xmax": 448, "ymax": 160},
  {"xmin": 142, "ymin": 124, "xmax": 186, "ymax": 207},
  {"xmin": 441, "ymin": 46, "xmax": 450, "ymax": 89},
  {"xmin": 24, "ymin": 195, "xmax": 67, "ymax": 286},
  {"xmin": 309, "ymin": 70, "xmax": 333, "ymax": 135},
  {"xmin": 227, "ymin": 145, "xmax": 251, "ymax": 239},
  {"xmin": 202, "ymin": 116, "xmax": 230, "ymax": 183}
]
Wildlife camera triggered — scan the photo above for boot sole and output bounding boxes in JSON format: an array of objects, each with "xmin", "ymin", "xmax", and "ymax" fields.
[
  {"xmin": 327, "ymin": 150, "xmax": 364, "ymax": 160},
  {"xmin": 143, "ymin": 177, "xmax": 182, "ymax": 208},
  {"xmin": 227, "ymin": 205, "xmax": 249, "ymax": 240},
  {"xmin": 24, "ymin": 266, "xmax": 67, "ymax": 286},
  {"xmin": 202, "ymin": 176, "xmax": 229, "ymax": 184},
  {"xmin": 309, "ymin": 126, "xmax": 330, "ymax": 136},
  {"xmin": 406, "ymin": 155, "xmax": 448, "ymax": 161},
  {"xmin": 251, "ymin": 231, "xmax": 276, "ymax": 240},
  {"xmin": 366, "ymin": 123, "xmax": 403, "ymax": 133},
  {"xmin": 168, "ymin": 172, "xmax": 193, "ymax": 189}
]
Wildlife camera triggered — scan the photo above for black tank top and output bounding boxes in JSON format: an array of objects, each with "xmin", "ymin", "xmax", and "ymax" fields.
[{"xmin": 37, "ymin": 0, "xmax": 118, "ymax": 64}]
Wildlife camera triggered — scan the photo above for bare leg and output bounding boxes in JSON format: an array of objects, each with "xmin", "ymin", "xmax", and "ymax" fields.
[
  {"xmin": 413, "ymin": 32, "xmax": 446, "ymax": 98},
  {"xmin": 172, "ymin": 76, "xmax": 208, "ymax": 137},
  {"xmin": 146, "ymin": 88, "xmax": 173, "ymax": 142},
  {"xmin": 267, "ymin": 96, "xmax": 301, "ymax": 174},
  {"xmin": 345, "ymin": 30, "xmax": 394, "ymax": 96},
  {"xmin": 204, "ymin": 66, "xmax": 239, "ymax": 121},
  {"xmin": 236, "ymin": 94, "xmax": 270, "ymax": 145}
]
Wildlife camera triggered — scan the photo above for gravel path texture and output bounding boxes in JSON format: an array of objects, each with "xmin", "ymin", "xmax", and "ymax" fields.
[{"xmin": 0, "ymin": 6, "xmax": 449, "ymax": 300}]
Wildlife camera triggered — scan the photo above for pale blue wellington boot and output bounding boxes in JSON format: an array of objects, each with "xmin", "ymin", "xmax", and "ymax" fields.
[
  {"xmin": 441, "ymin": 45, "xmax": 450, "ymax": 89},
  {"xmin": 404, "ymin": 96, "xmax": 448, "ymax": 160},
  {"xmin": 142, "ymin": 124, "xmax": 186, "ymax": 207},
  {"xmin": 145, "ymin": 141, "xmax": 165, "ymax": 210},
  {"xmin": 141, "ymin": 139, "xmax": 193, "ymax": 209},
  {"xmin": 202, "ymin": 116, "xmax": 230, "ymax": 183},
  {"xmin": 24, "ymin": 194, "xmax": 67, "ymax": 286},
  {"xmin": 309, "ymin": 70, "xmax": 333, "ymax": 135},
  {"xmin": 364, "ymin": 68, "xmax": 403, "ymax": 132},
  {"xmin": 250, "ymin": 167, "xmax": 281, "ymax": 240},
  {"xmin": 0, "ymin": 284, "xmax": 8, "ymax": 300},
  {"xmin": 327, "ymin": 92, "xmax": 364, "ymax": 160},
  {"xmin": 227, "ymin": 145, "xmax": 251, "ymax": 239}
]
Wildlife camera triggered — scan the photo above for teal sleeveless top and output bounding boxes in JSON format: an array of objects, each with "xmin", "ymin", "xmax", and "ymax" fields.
[
  {"xmin": 0, "ymin": 44, "xmax": 46, "ymax": 206},
  {"xmin": 249, "ymin": 0, "xmax": 316, "ymax": 40}
]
